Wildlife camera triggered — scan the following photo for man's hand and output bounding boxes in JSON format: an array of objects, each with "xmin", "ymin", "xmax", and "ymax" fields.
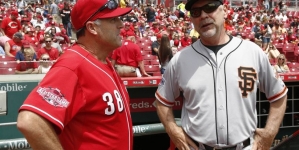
[
  {"xmin": 167, "ymin": 126, "xmax": 198, "ymax": 150},
  {"xmin": 142, "ymin": 72, "xmax": 151, "ymax": 77},
  {"xmin": 251, "ymin": 128, "xmax": 275, "ymax": 150}
]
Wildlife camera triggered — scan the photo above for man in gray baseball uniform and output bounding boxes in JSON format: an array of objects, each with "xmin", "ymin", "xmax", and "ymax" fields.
[{"xmin": 155, "ymin": 0, "xmax": 287, "ymax": 150}]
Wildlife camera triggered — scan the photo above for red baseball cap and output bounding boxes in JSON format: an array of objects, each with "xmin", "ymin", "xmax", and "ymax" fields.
[
  {"xmin": 71, "ymin": 0, "xmax": 132, "ymax": 31},
  {"xmin": 11, "ymin": 11, "xmax": 18, "ymax": 16}
]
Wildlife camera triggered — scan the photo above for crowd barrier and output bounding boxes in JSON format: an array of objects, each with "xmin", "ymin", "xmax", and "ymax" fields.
[{"xmin": 0, "ymin": 119, "xmax": 182, "ymax": 150}]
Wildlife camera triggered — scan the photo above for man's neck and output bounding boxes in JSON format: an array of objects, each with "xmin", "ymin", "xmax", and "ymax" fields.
[
  {"xmin": 201, "ymin": 32, "xmax": 230, "ymax": 46},
  {"xmin": 45, "ymin": 46, "xmax": 52, "ymax": 50}
]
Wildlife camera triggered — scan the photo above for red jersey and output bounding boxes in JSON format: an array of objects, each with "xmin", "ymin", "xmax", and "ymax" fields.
[
  {"xmin": 120, "ymin": 29, "xmax": 135, "ymax": 38},
  {"xmin": 24, "ymin": 34, "xmax": 38, "ymax": 45},
  {"xmin": 37, "ymin": 47, "xmax": 59, "ymax": 60},
  {"xmin": 180, "ymin": 37, "xmax": 191, "ymax": 47},
  {"xmin": 111, "ymin": 40, "xmax": 143, "ymax": 67},
  {"xmin": 19, "ymin": 44, "xmax": 133, "ymax": 150},
  {"xmin": 7, "ymin": 39, "xmax": 22, "ymax": 56},
  {"xmin": 16, "ymin": 62, "xmax": 38, "ymax": 71},
  {"xmin": 1, "ymin": 17, "xmax": 22, "ymax": 38}
]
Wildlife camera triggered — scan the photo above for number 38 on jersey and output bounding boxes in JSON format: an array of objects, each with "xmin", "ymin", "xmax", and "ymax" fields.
[{"xmin": 102, "ymin": 90, "xmax": 124, "ymax": 115}]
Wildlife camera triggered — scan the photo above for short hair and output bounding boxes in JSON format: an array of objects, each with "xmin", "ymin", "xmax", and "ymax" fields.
[
  {"xmin": 76, "ymin": 19, "xmax": 101, "ymax": 39},
  {"xmin": 23, "ymin": 47, "xmax": 35, "ymax": 56}
]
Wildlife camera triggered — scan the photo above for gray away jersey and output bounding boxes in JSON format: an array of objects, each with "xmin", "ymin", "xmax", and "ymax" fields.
[{"xmin": 155, "ymin": 37, "xmax": 287, "ymax": 147}]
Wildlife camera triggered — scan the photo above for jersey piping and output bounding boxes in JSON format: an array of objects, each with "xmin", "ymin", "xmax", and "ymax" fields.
[
  {"xmin": 22, "ymin": 104, "xmax": 64, "ymax": 128},
  {"xmin": 191, "ymin": 44, "xmax": 219, "ymax": 144},
  {"xmin": 191, "ymin": 39, "xmax": 243, "ymax": 145},
  {"xmin": 268, "ymin": 86, "xmax": 287, "ymax": 101},
  {"xmin": 223, "ymin": 40, "xmax": 243, "ymax": 145},
  {"xmin": 155, "ymin": 92, "xmax": 175, "ymax": 106}
]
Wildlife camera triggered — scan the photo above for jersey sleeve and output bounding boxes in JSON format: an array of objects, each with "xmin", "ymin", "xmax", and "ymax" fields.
[
  {"xmin": 258, "ymin": 50, "xmax": 287, "ymax": 103},
  {"xmin": 155, "ymin": 55, "xmax": 181, "ymax": 107},
  {"xmin": 19, "ymin": 66, "xmax": 85, "ymax": 132}
]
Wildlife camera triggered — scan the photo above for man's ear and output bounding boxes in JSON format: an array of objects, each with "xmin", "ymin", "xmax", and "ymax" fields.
[{"xmin": 85, "ymin": 21, "xmax": 98, "ymax": 35}]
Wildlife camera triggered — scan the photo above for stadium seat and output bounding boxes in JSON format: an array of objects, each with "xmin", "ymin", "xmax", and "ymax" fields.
[
  {"xmin": 150, "ymin": 59, "xmax": 160, "ymax": 65},
  {"xmin": 0, "ymin": 61, "xmax": 18, "ymax": 68},
  {"xmin": 142, "ymin": 54, "xmax": 157, "ymax": 60},
  {"xmin": 284, "ymin": 43, "xmax": 296, "ymax": 48},
  {"xmin": 136, "ymin": 37, "xmax": 149, "ymax": 43},
  {"xmin": 0, "ymin": 56, "xmax": 15, "ymax": 61},
  {"xmin": 143, "ymin": 60, "xmax": 151, "ymax": 65},
  {"xmin": 137, "ymin": 43, "xmax": 147, "ymax": 50},
  {"xmin": 143, "ymin": 46, "xmax": 152, "ymax": 52},
  {"xmin": 144, "ymin": 65, "xmax": 159, "ymax": 72},
  {"xmin": 290, "ymin": 68, "xmax": 299, "ymax": 72},
  {"xmin": 140, "ymin": 50, "xmax": 151, "ymax": 55},
  {"xmin": 272, "ymin": 39, "xmax": 280, "ymax": 44},
  {"xmin": 274, "ymin": 43, "xmax": 284, "ymax": 52},
  {"xmin": 0, "ymin": 68, "xmax": 15, "ymax": 75},
  {"xmin": 140, "ymin": 39, "xmax": 152, "ymax": 46},
  {"xmin": 288, "ymin": 62, "xmax": 299, "ymax": 69}
]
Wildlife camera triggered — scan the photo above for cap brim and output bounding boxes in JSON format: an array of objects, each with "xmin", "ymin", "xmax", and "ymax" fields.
[{"xmin": 91, "ymin": 7, "xmax": 132, "ymax": 20}]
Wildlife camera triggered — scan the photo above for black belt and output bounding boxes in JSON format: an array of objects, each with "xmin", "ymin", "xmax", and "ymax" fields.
[{"xmin": 192, "ymin": 138, "xmax": 250, "ymax": 150}]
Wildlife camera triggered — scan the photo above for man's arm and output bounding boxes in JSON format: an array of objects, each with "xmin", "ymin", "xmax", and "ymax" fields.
[
  {"xmin": 252, "ymin": 94, "xmax": 287, "ymax": 150},
  {"xmin": 138, "ymin": 61, "xmax": 150, "ymax": 77},
  {"xmin": 156, "ymin": 100, "xmax": 198, "ymax": 150},
  {"xmin": 17, "ymin": 110, "xmax": 63, "ymax": 150},
  {"xmin": 4, "ymin": 41, "xmax": 13, "ymax": 57}
]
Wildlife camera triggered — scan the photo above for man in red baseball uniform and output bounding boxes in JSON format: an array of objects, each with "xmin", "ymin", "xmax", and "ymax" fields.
[
  {"xmin": 17, "ymin": 0, "xmax": 133, "ymax": 150},
  {"xmin": 1, "ymin": 10, "xmax": 21, "ymax": 39}
]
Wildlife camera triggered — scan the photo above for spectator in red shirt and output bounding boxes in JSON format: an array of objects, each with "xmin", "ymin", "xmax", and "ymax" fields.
[
  {"xmin": 24, "ymin": 27, "xmax": 38, "ymax": 46},
  {"xmin": 151, "ymin": 22, "xmax": 160, "ymax": 33},
  {"xmin": 55, "ymin": 28, "xmax": 70, "ymax": 45},
  {"xmin": 111, "ymin": 36, "xmax": 150, "ymax": 77},
  {"xmin": 15, "ymin": 43, "xmax": 38, "ymax": 74},
  {"xmin": 35, "ymin": 25, "xmax": 44, "ymax": 43},
  {"xmin": 180, "ymin": 31, "xmax": 191, "ymax": 47},
  {"xmin": 4, "ymin": 32, "xmax": 23, "ymax": 57},
  {"xmin": 120, "ymin": 22, "xmax": 135, "ymax": 38},
  {"xmin": 45, "ymin": 16, "xmax": 55, "ymax": 28},
  {"xmin": 37, "ymin": 37, "xmax": 59, "ymax": 60},
  {"xmin": 1, "ymin": 10, "xmax": 21, "ymax": 39}
]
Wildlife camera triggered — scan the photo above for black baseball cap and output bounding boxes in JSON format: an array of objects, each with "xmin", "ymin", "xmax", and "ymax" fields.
[{"xmin": 185, "ymin": 0, "xmax": 223, "ymax": 11}]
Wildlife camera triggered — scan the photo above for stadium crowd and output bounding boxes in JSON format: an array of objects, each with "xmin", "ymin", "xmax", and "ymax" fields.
[{"xmin": 0, "ymin": 0, "xmax": 298, "ymax": 75}]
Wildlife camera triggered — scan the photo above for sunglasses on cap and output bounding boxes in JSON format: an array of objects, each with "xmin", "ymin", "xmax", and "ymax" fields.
[
  {"xmin": 82, "ymin": 0, "xmax": 118, "ymax": 26},
  {"xmin": 190, "ymin": 1, "xmax": 222, "ymax": 18}
]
